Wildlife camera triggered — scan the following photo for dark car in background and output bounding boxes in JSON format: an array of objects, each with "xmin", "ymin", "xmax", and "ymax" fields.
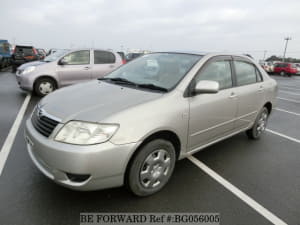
[
  {"xmin": 0, "ymin": 40, "xmax": 12, "ymax": 70},
  {"xmin": 273, "ymin": 62, "xmax": 297, "ymax": 77},
  {"xmin": 12, "ymin": 45, "xmax": 39, "ymax": 72},
  {"xmin": 125, "ymin": 52, "xmax": 143, "ymax": 62}
]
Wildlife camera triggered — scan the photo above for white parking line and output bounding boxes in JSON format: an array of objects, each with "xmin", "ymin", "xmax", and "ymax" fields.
[
  {"xmin": 266, "ymin": 129, "xmax": 300, "ymax": 144},
  {"xmin": 0, "ymin": 94, "xmax": 31, "ymax": 176},
  {"xmin": 275, "ymin": 108, "xmax": 300, "ymax": 116},
  {"xmin": 280, "ymin": 86, "xmax": 300, "ymax": 91},
  {"xmin": 277, "ymin": 97, "xmax": 300, "ymax": 104},
  {"xmin": 279, "ymin": 90, "xmax": 300, "ymax": 96},
  {"xmin": 188, "ymin": 156, "xmax": 288, "ymax": 225}
]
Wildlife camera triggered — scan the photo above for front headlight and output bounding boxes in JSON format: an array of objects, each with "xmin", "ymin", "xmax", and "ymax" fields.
[
  {"xmin": 54, "ymin": 121, "xmax": 119, "ymax": 145},
  {"xmin": 22, "ymin": 66, "xmax": 36, "ymax": 74}
]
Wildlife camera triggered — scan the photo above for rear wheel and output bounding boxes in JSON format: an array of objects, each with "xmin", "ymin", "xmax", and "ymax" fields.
[
  {"xmin": 127, "ymin": 139, "xmax": 176, "ymax": 196},
  {"xmin": 246, "ymin": 107, "xmax": 269, "ymax": 139},
  {"xmin": 279, "ymin": 71, "xmax": 285, "ymax": 76},
  {"xmin": 34, "ymin": 78, "xmax": 56, "ymax": 96}
]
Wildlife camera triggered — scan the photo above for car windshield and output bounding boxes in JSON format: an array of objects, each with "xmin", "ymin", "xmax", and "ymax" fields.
[
  {"xmin": 104, "ymin": 53, "xmax": 202, "ymax": 91},
  {"xmin": 43, "ymin": 49, "xmax": 69, "ymax": 62}
]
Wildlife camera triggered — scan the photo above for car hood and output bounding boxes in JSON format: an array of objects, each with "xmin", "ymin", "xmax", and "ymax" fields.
[
  {"xmin": 18, "ymin": 60, "xmax": 47, "ymax": 69},
  {"xmin": 40, "ymin": 80, "xmax": 163, "ymax": 123}
]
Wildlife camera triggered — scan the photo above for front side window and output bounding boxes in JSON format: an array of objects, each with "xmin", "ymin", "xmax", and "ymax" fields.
[
  {"xmin": 195, "ymin": 60, "xmax": 233, "ymax": 90},
  {"xmin": 234, "ymin": 61, "xmax": 257, "ymax": 86},
  {"xmin": 63, "ymin": 50, "xmax": 90, "ymax": 65},
  {"xmin": 105, "ymin": 53, "xmax": 201, "ymax": 90},
  {"xmin": 44, "ymin": 49, "xmax": 69, "ymax": 62},
  {"xmin": 94, "ymin": 51, "xmax": 115, "ymax": 64}
]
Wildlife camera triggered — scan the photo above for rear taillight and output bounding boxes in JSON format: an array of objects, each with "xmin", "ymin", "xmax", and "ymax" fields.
[
  {"xmin": 122, "ymin": 59, "xmax": 126, "ymax": 64},
  {"xmin": 33, "ymin": 48, "xmax": 38, "ymax": 55}
]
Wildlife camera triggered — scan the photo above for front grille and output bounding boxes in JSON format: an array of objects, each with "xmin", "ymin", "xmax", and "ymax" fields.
[{"xmin": 31, "ymin": 106, "xmax": 60, "ymax": 137}]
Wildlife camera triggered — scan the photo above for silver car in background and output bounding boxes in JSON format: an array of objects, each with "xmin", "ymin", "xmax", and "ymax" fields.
[
  {"xmin": 25, "ymin": 52, "xmax": 277, "ymax": 196},
  {"xmin": 16, "ymin": 49, "xmax": 122, "ymax": 96}
]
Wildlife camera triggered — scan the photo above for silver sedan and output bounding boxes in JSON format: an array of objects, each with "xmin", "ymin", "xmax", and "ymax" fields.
[{"xmin": 25, "ymin": 52, "xmax": 277, "ymax": 196}]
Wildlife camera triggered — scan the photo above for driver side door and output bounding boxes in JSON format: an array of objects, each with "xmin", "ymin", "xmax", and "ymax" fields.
[
  {"xmin": 188, "ymin": 56, "xmax": 238, "ymax": 151},
  {"xmin": 57, "ymin": 50, "xmax": 92, "ymax": 87}
]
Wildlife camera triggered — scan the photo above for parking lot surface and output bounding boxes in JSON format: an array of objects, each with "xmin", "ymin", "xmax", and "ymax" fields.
[{"xmin": 0, "ymin": 70, "xmax": 299, "ymax": 225}]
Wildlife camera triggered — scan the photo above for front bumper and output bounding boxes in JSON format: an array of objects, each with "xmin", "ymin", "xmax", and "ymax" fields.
[
  {"xmin": 15, "ymin": 72, "xmax": 33, "ymax": 91},
  {"xmin": 25, "ymin": 119, "xmax": 139, "ymax": 191}
]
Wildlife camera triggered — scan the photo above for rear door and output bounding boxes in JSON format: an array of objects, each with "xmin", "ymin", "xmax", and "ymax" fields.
[
  {"xmin": 232, "ymin": 57, "xmax": 265, "ymax": 130},
  {"xmin": 92, "ymin": 50, "xmax": 119, "ymax": 79},
  {"xmin": 188, "ymin": 56, "xmax": 238, "ymax": 150},
  {"xmin": 56, "ymin": 50, "xmax": 92, "ymax": 86}
]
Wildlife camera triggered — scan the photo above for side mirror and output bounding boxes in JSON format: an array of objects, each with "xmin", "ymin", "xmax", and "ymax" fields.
[
  {"xmin": 58, "ymin": 58, "xmax": 67, "ymax": 65},
  {"xmin": 194, "ymin": 80, "xmax": 219, "ymax": 95}
]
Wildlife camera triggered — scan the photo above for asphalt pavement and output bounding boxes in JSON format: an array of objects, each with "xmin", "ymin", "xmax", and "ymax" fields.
[{"xmin": 0, "ymin": 70, "xmax": 299, "ymax": 225}]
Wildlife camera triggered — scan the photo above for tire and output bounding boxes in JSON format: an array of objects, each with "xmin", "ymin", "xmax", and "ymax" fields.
[
  {"xmin": 127, "ymin": 139, "xmax": 176, "ymax": 197},
  {"xmin": 280, "ymin": 71, "xmax": 285, "ymax": 76},
  {"xmin": 12, "ymin": 65, "xmax": 17, "ymax": 73},
  {"xmin": 246, "ymin": 107, "xmax": 269, "ymax": 140},
  {"xmin": 34, "ymin": 77, "xmax": 56, "ymax": 96}
]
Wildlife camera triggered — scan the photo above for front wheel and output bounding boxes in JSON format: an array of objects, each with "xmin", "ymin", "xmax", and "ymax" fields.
[
  {"xmin": 246, "ymin": 107, "xmax": 269, "ymax": 139},
  {"xmin": 34, "ymin": 78, "xmax": 56, "ymax": 96},
  {"xmin": 127, "ymin": 139, "xmax": 176, "ymax": 196}
]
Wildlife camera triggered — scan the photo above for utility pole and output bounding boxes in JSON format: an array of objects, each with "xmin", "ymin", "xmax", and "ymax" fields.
[
  {"xmin": 263, "ymin": 50, "xmax": 267, "ymax": 60},
  {"xmin": 283, "ymin": 37, "xmax": 292, "ymax": 62}
]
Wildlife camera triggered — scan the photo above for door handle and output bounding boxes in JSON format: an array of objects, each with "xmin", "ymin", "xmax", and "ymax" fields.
[
  {"xmin": 229, "ymin": 92, "xmax": 237, "ymax": 98},
  {"xmin": 109, "ymin": 65, "xmax": 115, "ymax": 68},
  {"xmin": 83, "ymin": 66, "xmax": 91, "ymax": 70},
  {"xmin": 258, "ymin": 86, "xmax": 264, "ymax": 92}
]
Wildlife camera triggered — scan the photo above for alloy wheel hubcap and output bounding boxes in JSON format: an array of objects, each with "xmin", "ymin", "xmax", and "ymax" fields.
[
  {"xmin": 256, "ymin": 111, "xmax": 268, "ymax": 135},
  {"xmin": 39, "ymin": 82, "xmax": 53, "ymax": 95},
  {"xmin": 140, "ymin": 149, "xmax": 171, "ymax": 189}
]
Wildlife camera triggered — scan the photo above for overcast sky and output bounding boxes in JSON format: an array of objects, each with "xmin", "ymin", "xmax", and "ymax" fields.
[{"xmin": 1, "ymin": 0, "xmax": 300, "ymax": 60}]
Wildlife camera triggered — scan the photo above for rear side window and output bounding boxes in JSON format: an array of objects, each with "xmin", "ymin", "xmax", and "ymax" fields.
[
  {"xmin": 94, "ymin": 51, "xmax": 115, "ymax": 64},
  {"xmin": 234, "ymin": 61, "xmax": 257, "ymax": 86},
  {"xmin": 195, "ymin": 60, "xmax": 233, "ymax": 90}
]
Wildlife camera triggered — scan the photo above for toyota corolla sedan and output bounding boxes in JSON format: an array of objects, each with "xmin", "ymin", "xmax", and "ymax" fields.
[{"xmin": 25, "ymin": 52, "xmax": 277, "ymax": 196}]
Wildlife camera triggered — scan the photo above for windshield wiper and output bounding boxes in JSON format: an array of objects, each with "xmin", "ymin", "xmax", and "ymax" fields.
[
  {"xmin": 98, "ymin": 77, "xmax": 138, "ymax": 86},
  {"xmin": 137, "ymin": 83, "xmax": 168, "ymax": 92},
  {"xmin": 98, "ymin": 78, "xmax": 168, "ymax": 92}
]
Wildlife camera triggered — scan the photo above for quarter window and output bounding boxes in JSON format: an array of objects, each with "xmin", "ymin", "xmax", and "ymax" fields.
[
  {"xmin": 195, "ymin": 60, "xmax": 233, "ymax": 90},
  {"xmin": 63, "ymin": 50, "xmax": 90, "ymax": 65},
  {"xmin": 94, "ymin": 51, "xmax": 115, "ymax": 64},
  {"xmin": 234, "ymin": 61, "xmax": 257, "ymax": 86},
  {"xmin": 255, "ymin": 69, "xmax": 263, "ymax": 82}
]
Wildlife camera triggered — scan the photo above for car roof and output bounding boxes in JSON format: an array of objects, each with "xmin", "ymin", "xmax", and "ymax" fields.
[
  {"xmin": 68, "ymin": 48, "xmax": 117, "ymax": 53},
  {"xmin": 154, "ymin": 51, "xmax": 255, "ymax": 60},
  {"xmin": 15, "ymin": 45, "xmax": 34, "ymax": 48}
]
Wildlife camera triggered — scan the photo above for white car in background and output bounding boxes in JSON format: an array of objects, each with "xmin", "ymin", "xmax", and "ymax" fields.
[{"xmin": 260, "ymin": 61, "xmax": 274, "ymax": 73}]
